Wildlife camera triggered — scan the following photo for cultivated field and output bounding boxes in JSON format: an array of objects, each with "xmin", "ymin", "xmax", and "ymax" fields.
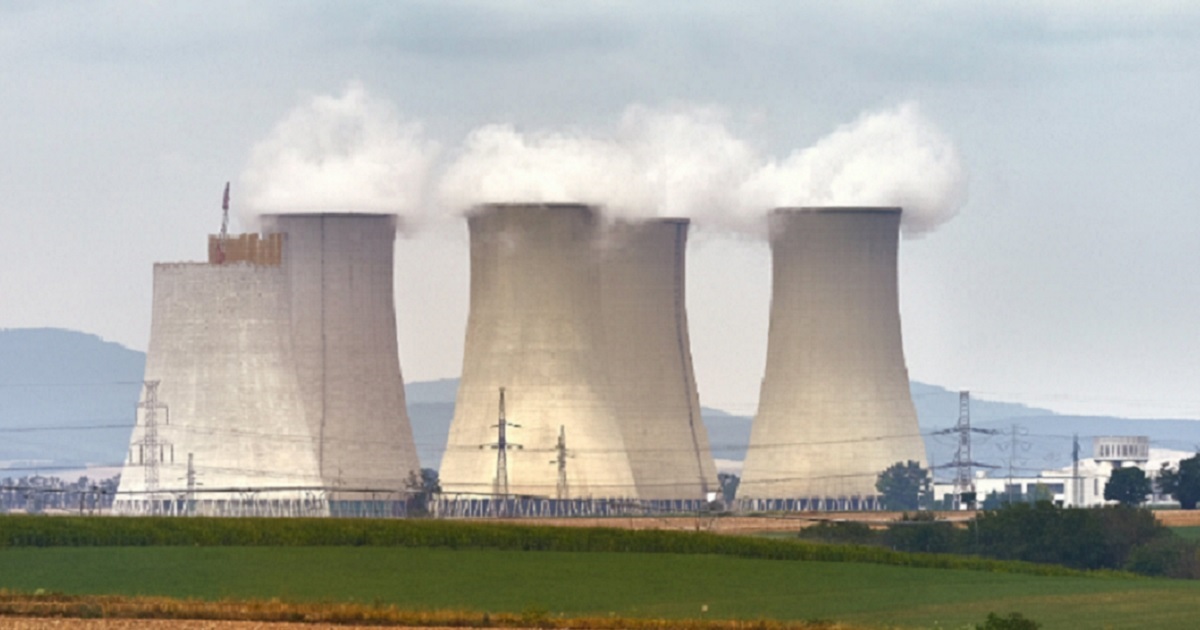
[
  {"xmin": 5, "ymin": 513, "xmax": 1200, "ymax": 629},
  {"xmin": 2, "ymin": 546, "xmax": 1199, "ymax": 629}
]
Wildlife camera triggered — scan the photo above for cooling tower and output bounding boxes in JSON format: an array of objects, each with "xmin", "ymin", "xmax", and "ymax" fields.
[
  {"xmin": 439, "ymin": 204, "xmax": 637, "ymax": 500},
  {"xmin": 598, "ymin": 219, "xmax": 719, "ymax": 501},
  {"xmin": 739, "ymin": 207, "xmax": 927, "ymax": 505},
  {"xmin": 114, "ymin": 262, "xmax": 324, "ymax": 515},
  {"xmin": 260, "ymin": 214, "xmax": 421, "ymax": 496}
]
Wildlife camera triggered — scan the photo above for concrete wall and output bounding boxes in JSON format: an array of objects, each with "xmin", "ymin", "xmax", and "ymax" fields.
[
  {"xmin": 263, "ymin": 214, "xmax": 421, "ymax": 495},
  {"xmin": 739, "ymin": 208, "xmax": 927, "ymax": 500},
  {"xmin": 598, "ymin": 219, "xmax": 718, "ymax": 500},
  {"xmin": 440, "ymin": 204, "xmax": 638, "ymax": 499},
  {"xmin": 114, "ymin": 263, "xmax": 323, "ymax": 510}
]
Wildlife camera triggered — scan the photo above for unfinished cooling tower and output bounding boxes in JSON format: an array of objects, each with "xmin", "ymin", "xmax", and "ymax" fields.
[
  {"xmin": 738, "ymin": 207, "xmax": 927, "ymax": 508},
  {"xmin": 439, "ymin": 204, "xmax": 637, "ymax": 500},
  {"xmin": 114, "ymin": 258, "xmax": 325, "ymax": 516},
  {"xmin": 598, "ymin": 219, "xmax": 719, "ymax": 502},
  {"xmin": 259, "ymin": 214, "xmax": 421, "ymax": 497}
]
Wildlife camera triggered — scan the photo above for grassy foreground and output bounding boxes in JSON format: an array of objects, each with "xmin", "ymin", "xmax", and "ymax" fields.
[
  {"xmin": 1169, "ymin": 526, "xmax": 1200, "ymax": 540},
  {"xmin": 3, "ymin": 546, "xmax": 1200, "ymax": 629}
]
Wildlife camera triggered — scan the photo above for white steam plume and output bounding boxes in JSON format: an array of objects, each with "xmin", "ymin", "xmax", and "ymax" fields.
[
  {"xmin": 742, "ymin": 102, "xmax": 967, "ymax": 236},
  {"xmin": 617, "ymin": 104, "xmax": 762, "ymax": 226},
  {"xmin": 437, "ymin": 104, "xmax": 760, "ymax": 226},
  {"xmin": 436, "ymin": 124, "xmax": 645, "ymax": 213},
  {"xmin": 240, "ymin": 82, "xmax": 439, "ymax": 222},
  {"xmin": 438, "ymin": 101, "xmax": 965, "ymax": 236}
]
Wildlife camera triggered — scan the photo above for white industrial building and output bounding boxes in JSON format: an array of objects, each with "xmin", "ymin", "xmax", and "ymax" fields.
[{"xmin": 934, "ymin": 436, "xmax": 1190, "ymax": 508}]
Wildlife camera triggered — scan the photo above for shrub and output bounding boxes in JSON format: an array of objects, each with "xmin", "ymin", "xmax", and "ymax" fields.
[
  {"xmin": 883, "ymin": 512, "xmax": 962, "ymax": 554},
  {"xmin": 976, "ymin": 612, "xmax": 1040, "ymax": 630},
  {"xmin": 796, "ymin": 521, "xmax": 877, "ymax": 545},
  {"xmin": 968, "ymin": 502, "xmax": 1168, "ymax": 571},
  {"xmin": 1125, "ymin": 536, "xmax": 1200, "ymax": 578},
  {"xmin": 0, "ymin": 514, "xmax": 1102, "ymax": 579}
]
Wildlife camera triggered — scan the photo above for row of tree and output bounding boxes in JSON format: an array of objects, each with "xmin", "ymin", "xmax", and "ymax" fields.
[
  {"xmin": 800, "ymin": 502, "xmax": 1197, "ymax": 578},
  {"xmin": 1105, "ymin": 457, "xmax": 1200, "ymax": 507}
]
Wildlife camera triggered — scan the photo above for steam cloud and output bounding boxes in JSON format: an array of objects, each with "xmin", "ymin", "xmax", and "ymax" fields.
[
  {"xmin": 440, "ymin": 101, "xmax": 966, "ymax": 236},
  {"xmin": 435, "ymin": 124, "xmax": 644, "ymax": 214},
  {"xmin": 436, "ymin": 105, "xmax": 761, "ymax": 229},
  {"xmin": 243, "ymin": 84, "xmax": 967, "ymax": 236},
  {"xmin": 240, "ymin": 82, "xmax": 438, "ymax": 222},
  {"xmin": 741, "ymin": 102, "xmax": 967, "ymax": 236}
]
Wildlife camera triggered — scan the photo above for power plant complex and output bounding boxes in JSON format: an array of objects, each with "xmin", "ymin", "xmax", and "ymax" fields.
[{"xmin": 116, "ymin": 199, "xmax": 926, "ymax": 517}]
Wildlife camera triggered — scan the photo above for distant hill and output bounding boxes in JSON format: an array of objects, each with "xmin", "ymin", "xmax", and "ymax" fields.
[
  {"xmin": 5, "ymin": 328, "xmax": 1200, "ymax": 479},
  {"xmin": 0, "ymin": 328, "xmax": 144, "ymax": 472}
]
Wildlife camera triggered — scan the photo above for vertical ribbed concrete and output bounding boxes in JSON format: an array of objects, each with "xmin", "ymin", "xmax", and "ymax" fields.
[
  {"xmin": 598, "ymin": 219, "xmax": 718, "ymax": 501},
  {"xmin": 739, "ymin": 208, "xmax": 927, "ymax": 500},
  {"xmin": 114, "ymin": 263, "xmax": 323, "ymax": 509},
  {"xmin": 262, "ymin": 214, "xmax": 420, "ymax": 495},
  {"xmin": 440, "ymin": 204, "xmax": 637, "ymax": 499}
]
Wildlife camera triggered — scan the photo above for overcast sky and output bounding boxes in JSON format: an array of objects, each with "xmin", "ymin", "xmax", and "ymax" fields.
[{"xmin": 2, "ymin": 1, "xmax": 1198, "ymax": 420}]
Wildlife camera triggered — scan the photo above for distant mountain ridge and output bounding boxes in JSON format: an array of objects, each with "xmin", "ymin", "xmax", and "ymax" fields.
[
  {"xmin": 4, "ymin": 328, "xmax": 1198, "ymax": 478},
  {"xmin": 0, "ymin": 328, "xmax": 144, "ymax": 470}
]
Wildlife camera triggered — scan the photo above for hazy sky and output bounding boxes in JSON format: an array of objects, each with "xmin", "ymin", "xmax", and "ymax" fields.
[{"xmin": 2, "ymin": 1, "xmax": 1198, "ymax": 420}]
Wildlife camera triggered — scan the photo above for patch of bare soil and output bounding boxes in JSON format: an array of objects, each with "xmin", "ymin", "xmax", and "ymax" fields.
[
  {"xmin": 496, "ymin": 511, "xmax": 974, "ymax": 534},
  {"xmin": 1155, "ymin": 510, "xmax": 1200, "ymax": 527}
]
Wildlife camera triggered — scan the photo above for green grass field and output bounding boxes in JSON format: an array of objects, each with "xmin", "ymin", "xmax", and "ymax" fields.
[
  {"xmin": 3, "ymin": 546, "xmax": 1199, "ymax": 629},
  {"xmin": 1169, "ymin": 526, "xmax": 1200, "ymax": 540}
]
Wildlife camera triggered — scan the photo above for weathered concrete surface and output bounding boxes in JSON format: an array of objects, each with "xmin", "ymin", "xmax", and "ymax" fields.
[
  {"xmin": 114, "ymin": 263, "xmax": 322, "ymax": 510},
  {"xmin": 739, "ymin": 208, "xmax": 927, "ymax": 500},
  {"xmin": 264, "ymin": 214, "xmax": 421, "ymax": 495},
  {"xmin": 440, "ymin": 204, "xmax": 637, "ymax": 499},
  {"xmin": 117, "ymin": 214, "xmax": 420, "ymax": 512},
  {"xmin": 598, "ymin": 219, "xmax": 719, "ymax": 501}
]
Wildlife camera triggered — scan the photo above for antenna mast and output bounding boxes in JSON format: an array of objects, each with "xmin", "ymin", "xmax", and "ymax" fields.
[{"xmin": 216, "ymin": 182, "xmax": 231, "ymax": 263}]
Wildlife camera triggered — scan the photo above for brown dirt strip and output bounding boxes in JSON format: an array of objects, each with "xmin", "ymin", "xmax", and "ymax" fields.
[
  {"xmin": 497, "ymin": 512, "xmax": 971, "ymax": 533},
  {"xmin": 0, "ymin": 621, "xmax": 463, "ymax": 629},
  {"xmin": 498, "ymin": 509, "xmax": 1199, "ymax": 532}
]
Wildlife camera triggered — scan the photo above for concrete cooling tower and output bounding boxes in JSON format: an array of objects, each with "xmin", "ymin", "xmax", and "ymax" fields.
[
  {"xmin": 598, "ymin": 219, "xmax": 719, "ymax": 503},
  {"xmin": 114, "ymin": 261, "xmax": 325, "ymax": 517},
  {"xmin": 738, "ymin": 207, "xmax": 927, "ymax": 510},
  {"xmin": 260, "ymin": 214, "xmax": 421, "ymax": 500},
  {"xmin": 439, "ymin": 204, "xmax": 638, "ymax": 506},
  {"xmin": 116, "ymin": 214, "xmax": 420, "ymax": 517}
]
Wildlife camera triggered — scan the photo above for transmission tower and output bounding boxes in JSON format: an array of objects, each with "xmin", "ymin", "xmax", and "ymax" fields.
[
  {"xmin": 186, "ymin": 452, "xmax": 197, "ymax": 516},
  {"xmin": 998, "ymin": 424, "xmax": 1032, "ymax": 504},
  {"xmin": 133, "ymin": 380, "xmax": 171, "ymax": 514},
  {"xmin": 481, "ymin": 387, "xmax": 522, "ymax": 500},
  {"xmin": 933, "ymin": 391, "xmax": 999, "ymax": 510},
  {"xmin": 549, "ymin": 425, "xmax": 572, "ymax": 500}
]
